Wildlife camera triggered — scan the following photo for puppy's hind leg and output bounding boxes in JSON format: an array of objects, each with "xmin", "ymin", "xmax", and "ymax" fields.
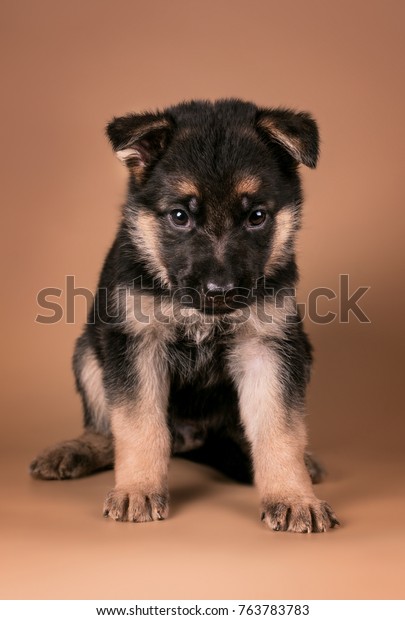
[
  {"xmin": 30, "ymin": 432, "xmax": 113, "ymax": 480},
  {"xmin": 305, "ymin": 452, "xmax": 325, "ymax": 484},
  {"xmin": 30, "ymin": 332, "xmax": 114, "ymax": 480},
  {"xmin": 171, "ymin": 417, "xmax": 325, "ymax": 485}
]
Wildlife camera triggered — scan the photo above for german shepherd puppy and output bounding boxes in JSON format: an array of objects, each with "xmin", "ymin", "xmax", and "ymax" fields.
[{"xmin": 30, "ymin": 99, "xmax": 339, "ymax": 533}]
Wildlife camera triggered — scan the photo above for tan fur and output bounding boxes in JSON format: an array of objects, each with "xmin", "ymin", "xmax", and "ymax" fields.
[
  {"xmin": 128, "ymin": 212, "xmax": 170, "ymax": 285},
  {"xmin": 115, "ymin": 148, "xmax": 146, "ymax": 183},
  {"xmin": 118, "ymin": 288, "xmax": 170, "ymax": 336},
  {"xmin": 227, "ymin": 337, "xmax": 314, "ymax": 502},
  {"xmin": 111, "ymin": 401, "xmax": 170, "ymax": 492},
  {"xmin": 181, "ymin": 310, "xmax": 221, "ymax": 344},
  {"xmin": 103, "ymin": 334, "xmax": 170, "ymax": 522},
  {"xmin": 118, "ymin": 285, "xmax": 231, "ymax": 344},
  {"xmin": 118, "ymin": 278, "xmax": 296, "ymax": 342},
  {"xmin": 131, "ymin": 118, "xmax": 171, "ymax": 140},
  {"xmin": 175, "ymin": 178, "xmax": 199, "ymax": 197},
  {"xmin": 226, "ymin": 333, "xmax": 339, "ymax": 531},
  {"xmin": 235, "ymin": 175, "xmax": 261, "ymax": 195},
  {"xmin": 257, "ymin": 117, "xmax": 302, "ymax": 162},
  {"xmin": 265, "ymin": 206, "xmax": 297, "ymax": 275},
  {"xmin": 116, "ymin": 147, "xmax": 142, "ymax": 163},
  {"xmin": 130, "ymin": 165, "xmax": 146, "ymax": 184},
  {"xmin": 242, "ymin": 294, "xmax": 297, "ymax": 339},
  {"xmin": 105, "ymin": 333, "xmax": 171, "ymax": 520},
  {"xmin": 120, "ymin": 283, "xmax": 293, "ymax": 343},
  {"xmin": 80, "ymin": 347, "xmax": 109, "ymax": 434}
]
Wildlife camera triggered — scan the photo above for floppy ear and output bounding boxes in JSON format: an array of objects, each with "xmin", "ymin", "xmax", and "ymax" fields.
[
  {"xmin": 255, "ymin": 108, "xmax": 319, "ymax": 168},
  {"xmin": 106, "ymin": 111, "xmax": 174, "ymax": 181}
]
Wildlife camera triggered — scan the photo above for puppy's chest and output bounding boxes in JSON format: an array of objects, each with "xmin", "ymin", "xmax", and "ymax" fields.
[{"xmin": 168, "ymin": 324, "xmax": 231, "ymax": 388}]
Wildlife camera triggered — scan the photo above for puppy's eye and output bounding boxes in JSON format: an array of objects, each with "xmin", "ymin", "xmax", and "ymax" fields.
[
  {"xmin": 169, "ymin": 209, "xmax": 190, "ymax": 227},
  {"xmin": 247, "ymin": 209, "xmax": 266, "ymax": 227}
]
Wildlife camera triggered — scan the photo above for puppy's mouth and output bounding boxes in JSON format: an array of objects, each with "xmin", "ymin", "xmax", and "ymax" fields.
[
  {"xmin": 179, "ymin": 288, "xmax": 252, "ymax": 315},
  {"xmin": 201, "ymin": 298, "xmax": 236, "ymax": 315}
]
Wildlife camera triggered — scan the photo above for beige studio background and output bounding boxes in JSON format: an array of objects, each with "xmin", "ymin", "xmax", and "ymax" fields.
[{"xmin": 1, "ymin": 0, "xmax": 404, "ymax": 599}]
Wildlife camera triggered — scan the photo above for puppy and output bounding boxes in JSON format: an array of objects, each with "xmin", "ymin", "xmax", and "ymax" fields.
[{"xmin": 31, "ymin": 99, "xmax": 339, "ymax": 533}]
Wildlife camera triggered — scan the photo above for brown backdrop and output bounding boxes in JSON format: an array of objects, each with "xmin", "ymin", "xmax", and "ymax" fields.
[{"xmin": 1, "ymin": 0, "xmax": 404, "ymax": 600}]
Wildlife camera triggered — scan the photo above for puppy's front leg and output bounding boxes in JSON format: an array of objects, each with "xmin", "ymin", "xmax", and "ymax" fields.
[
  {"xmin": 229, "ymin": 339, "xmax": 339, "ymax": 533},
  {"xmin": 103, "ymin": 338, "xmax": 171, "ymax": 523}
]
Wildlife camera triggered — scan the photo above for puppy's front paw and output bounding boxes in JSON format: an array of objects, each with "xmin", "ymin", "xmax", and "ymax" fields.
[
  {"xmin": 103, "ymin": 487, "xmax": 169, "ymax": 523},
  {"xmin": 261, "ymin": 497, "xmax": 340, "ymax": 533}
]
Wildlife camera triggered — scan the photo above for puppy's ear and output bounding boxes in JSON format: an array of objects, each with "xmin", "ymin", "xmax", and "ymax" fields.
[
  {"xmin": 106, "ymin": 111, "xmax": 174, "ymax": 181},
  {"xmin": 255, "ymin": 108, "xmax": 319, "ymax": 168}
]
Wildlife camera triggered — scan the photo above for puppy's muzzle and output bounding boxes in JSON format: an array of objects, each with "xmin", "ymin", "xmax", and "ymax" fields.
[{"xmin": 203, "ymin": 282, "xmax": 250, "ymax": 314}]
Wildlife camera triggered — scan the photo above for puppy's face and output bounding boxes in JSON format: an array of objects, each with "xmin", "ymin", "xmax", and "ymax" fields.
[{"xmin": 107, "ymin": 100, "xmax": 319, "ymax": 312}]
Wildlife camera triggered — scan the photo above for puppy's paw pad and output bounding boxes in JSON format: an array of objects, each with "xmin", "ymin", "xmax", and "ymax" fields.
[
  {"xmin": 103, "ymin": 488, "xmax": 169, "ymax": 523},
  {"xmin": 261, "ymin": 498, "xmax": 339, "ymax": 533}
]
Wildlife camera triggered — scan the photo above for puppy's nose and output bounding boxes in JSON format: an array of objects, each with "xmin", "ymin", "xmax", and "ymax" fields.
[{"xmin": 205, "ymin": 281, "xmax": 235, "ymax": 299}]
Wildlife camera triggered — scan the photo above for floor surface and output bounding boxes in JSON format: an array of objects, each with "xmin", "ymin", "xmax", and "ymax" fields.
[{"xmin": 2, "ymin": 439, "xmax": 404, "ymax": 599}]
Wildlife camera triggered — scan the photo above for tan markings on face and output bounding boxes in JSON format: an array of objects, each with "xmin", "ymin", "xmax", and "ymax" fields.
[
  {"xmin": 235, "ymin": 175, "xmax": 261, "ymax": 195},
  {"xmin": 175, "ymin": 178, "xmax": 199, "ymax": 197},
  {"xmin": 265, "ymin": 206, "xmax": 298, "ymax": 275},
  {"xmin": 111, "ymin": 335, "xmax": 170, "ymax": 492},
  {"xmin": 80, "ymin": 347, "xmax": 109, "ymax": 434},
  {"xmin": 227, "ymin": 338, "xmax": 314, "ymax": 502},
  {"xmin": 128, "ymin": 212, "xmax": 170, "ymax": 286}
]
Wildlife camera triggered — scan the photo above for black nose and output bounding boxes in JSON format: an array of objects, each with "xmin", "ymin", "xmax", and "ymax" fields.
[{"xmin": 205, "ymin": 281, "xmax": 235, "ymax": 299}]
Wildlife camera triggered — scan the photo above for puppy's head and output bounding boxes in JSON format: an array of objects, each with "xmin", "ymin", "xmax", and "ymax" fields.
[{"xmin": 107, "ymin": 99, "xmax": 319, "ymax": 313}]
